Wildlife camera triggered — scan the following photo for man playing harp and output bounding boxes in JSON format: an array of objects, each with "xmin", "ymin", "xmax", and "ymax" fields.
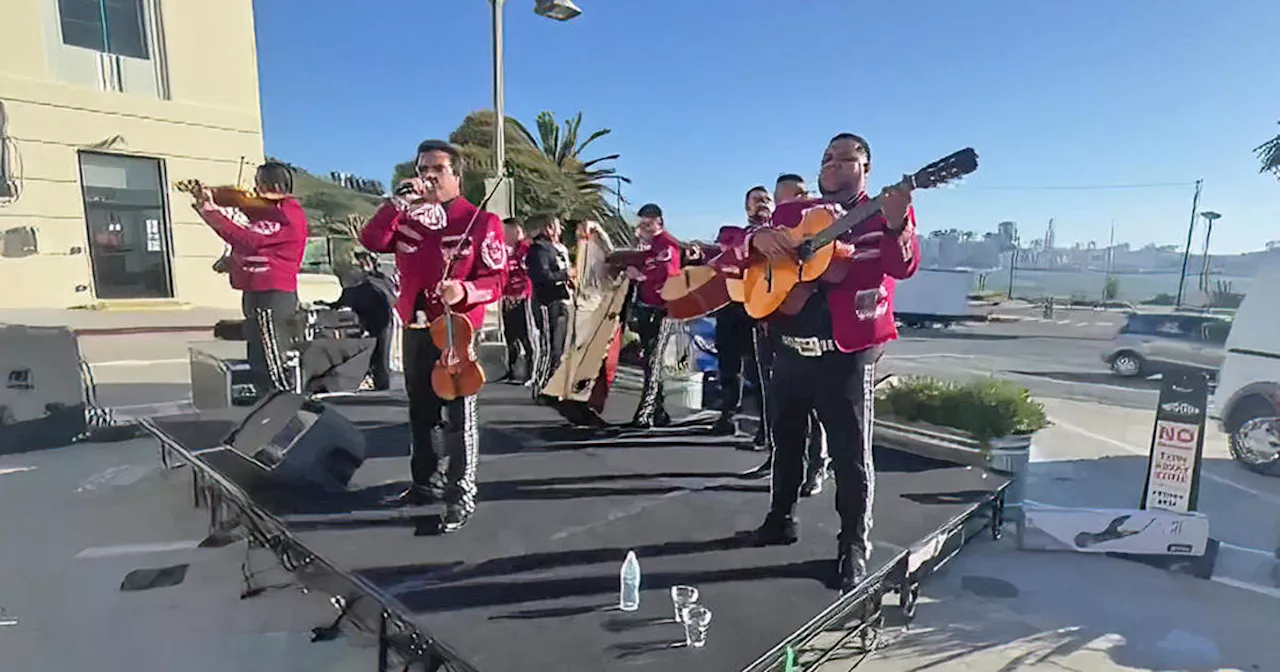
[{"xmin": 542, "ymin": 220, "xmax": 631, "ymax": 427}]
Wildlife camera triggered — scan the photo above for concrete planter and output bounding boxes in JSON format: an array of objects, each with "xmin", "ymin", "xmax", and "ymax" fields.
[{"xmin": 875, "ymin": 415, "xmax": 1035, "ymax": 513}]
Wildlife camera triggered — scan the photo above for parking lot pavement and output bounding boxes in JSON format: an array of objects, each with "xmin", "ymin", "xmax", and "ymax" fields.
[
  {"xmin": 809, "ymin": 395, "xmax": 1280, "ymax": 672},
  {"xmin": 0, "ymin": 437, "xmax": 371, "ymax": 672},
  {"xmin": 826, "ymin": 536, "xmax": 1276, "ymax": 672}
]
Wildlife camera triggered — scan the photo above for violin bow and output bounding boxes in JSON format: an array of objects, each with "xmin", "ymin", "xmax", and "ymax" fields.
[{"xmin": 409, "ymin": 177, "xmax": 506, "ymax": 327}]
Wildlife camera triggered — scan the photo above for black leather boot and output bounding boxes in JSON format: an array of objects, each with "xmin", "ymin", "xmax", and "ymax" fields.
[
  {"xmin": 383, "ymin": 484, "xmax": 442, "ymax": 507},
  {"xmin": 439, "ymin": 502, "xmax": 473, "ymax": 534},
  {"xmin": 751, "ymin": 512, "xmax": 798, "ymax": 546},
  {"xmin": 837, "ymin": 544, "xmax": 868, "ymax": 594},
  {"xmin": 710, "ymin": 412, "xmax": 737, "ymax": 436}
]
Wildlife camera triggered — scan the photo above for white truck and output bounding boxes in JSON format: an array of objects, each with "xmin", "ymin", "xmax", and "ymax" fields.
[{"xmin": 893, "ymin": 268, "xmax": 975, "ymax": 328}]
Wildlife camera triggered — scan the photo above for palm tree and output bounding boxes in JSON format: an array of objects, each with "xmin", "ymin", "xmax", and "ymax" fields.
[
  {"xmin": 1255, "ymin": 121, "xmax": 1280, "ymax": 177},
  {"xmin": 530, "ymin": 111, "xmax": 631, "ymax": 212},
  {"xmin": 390, "ymin": 110, "xmax": 633, "ymax": 243}
]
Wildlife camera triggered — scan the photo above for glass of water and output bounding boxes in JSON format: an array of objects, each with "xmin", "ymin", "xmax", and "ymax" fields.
[
  {"xmin": 670, "ymin": 585, "xmax": 699, "ymax": 623},
  {"xmin": 683, "ymin": 604, "xmax": 712, "ymax": 648}
]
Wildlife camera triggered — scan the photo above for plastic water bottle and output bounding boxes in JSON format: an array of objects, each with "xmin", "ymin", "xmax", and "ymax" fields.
[{"xmin": 619, "ymin": 550, "xmax": 641, "ymax": 611}]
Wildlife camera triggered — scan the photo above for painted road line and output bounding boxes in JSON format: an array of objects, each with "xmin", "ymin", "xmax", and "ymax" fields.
[
  {"xmin": 0, "ymin": 466, "xmax": 36, "ymax": 476},
  {"xmin": 1050, "ymin": 416, "xmax": 1280, "ymax": 507},
  {"xmin": 74, "ymin": 540, "xmax": 202, "ymax": 559}
]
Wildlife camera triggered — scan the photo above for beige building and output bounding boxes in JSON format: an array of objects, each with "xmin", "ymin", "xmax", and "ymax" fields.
[{"xmin": 0, "ymin": 0, "xmax": 268, "ymax": 310}]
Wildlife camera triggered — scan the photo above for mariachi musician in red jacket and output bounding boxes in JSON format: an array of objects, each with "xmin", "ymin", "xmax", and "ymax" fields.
[
  {"xmin": 192, "ymin": 161, "xmax": 308, "ymax": 397},
  {"xmin": 359, "ymin": 140, "xmax": 507, "ymax": 534},
  {"xmin": 499, "ymin": 218, "xmax": 538, "ymax": 384},
  {"xmin": 731, "ymin": 133, "xmax": 920, "ymax": 593},
  {"xmin": 622, "ymin": 203, "xmax": 682, "ymax": 428}
]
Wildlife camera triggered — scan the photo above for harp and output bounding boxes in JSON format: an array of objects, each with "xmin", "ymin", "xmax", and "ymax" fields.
[{"xmin": 542, "ymin": 224, "xmax": 632, "ymax": 403}]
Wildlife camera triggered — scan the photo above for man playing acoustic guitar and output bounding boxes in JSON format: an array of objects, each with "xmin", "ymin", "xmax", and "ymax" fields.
[
  {"xmin": 359, "ymin": 139, "xmax": 507, "ymax": 534},
  {"xmin": 742, "ymin": 134, "xmax": 919, "ymax": 592}
]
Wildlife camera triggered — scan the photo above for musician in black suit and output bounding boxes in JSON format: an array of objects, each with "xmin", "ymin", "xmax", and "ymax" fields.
[{"xmin": 318, "ymin": 251, "xmax": 397, "ymax": 390}]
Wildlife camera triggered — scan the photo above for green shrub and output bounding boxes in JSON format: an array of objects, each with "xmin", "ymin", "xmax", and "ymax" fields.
[{"xmin": 876, "ymin": 376, "xmax": 1048, "ymax": 441}]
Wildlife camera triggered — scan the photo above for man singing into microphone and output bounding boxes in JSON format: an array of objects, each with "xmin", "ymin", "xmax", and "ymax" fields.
[{"xmin": 360, "ymin": 139, "xmax": 506, "ymax": 533}]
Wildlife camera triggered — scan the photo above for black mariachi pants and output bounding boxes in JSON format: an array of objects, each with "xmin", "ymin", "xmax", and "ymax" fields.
[
  {"xmin": 533, "ymin": 299, "xmax": 569, "ymax": 394},
  {"xmin": 502, "ymin": 298, "xmax": 539, "ymax": 381},
  {"xmin": 768, "ymin": 343, "xmax": 879, "ymax": 553},
  {"xmin": 402, "ymin": 328, "xmax": 480, "ymax": 510},
  {"xmin": 241, "ymin": 290, "xmax": 299, "ymax": 396},
  {"xmin": 714, "ymin": 305, "xmax": 755, "ymax": 416},
  {"xmin": 632, "ymin": 303, "xmax": 676, "ymax": 425},
  {"xmin": 754, "ymin": 327, "xmax": 828, "ymax": 471}
]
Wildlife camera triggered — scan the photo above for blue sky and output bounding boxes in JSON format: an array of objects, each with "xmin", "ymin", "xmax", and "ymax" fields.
[{"xmin": 254, "ymin": 0, "xmax": 1279, "ymax": 254}]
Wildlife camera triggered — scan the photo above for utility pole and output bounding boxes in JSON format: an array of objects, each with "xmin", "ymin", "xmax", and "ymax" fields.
[
  {"xmin": 1104, "ymin": 219, "xmax": 1116, "ymax": 300},
  {"xmin": 1198, "ymin": 210, "xmax": 1221, "ymax": 292},
  {"xmin": 1174, "ymin": 179, "xmax": 1203, "ymax": 309}
]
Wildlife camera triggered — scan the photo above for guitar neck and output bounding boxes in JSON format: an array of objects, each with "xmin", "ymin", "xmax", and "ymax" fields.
[{"xmin": 806, "ymin": 195, "xmax": 887, "ymax": 250}]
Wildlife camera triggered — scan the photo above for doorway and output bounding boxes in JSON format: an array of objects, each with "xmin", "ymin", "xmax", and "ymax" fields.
[{"xmin": 78, "ymin": 151, "xmax": 174, "ymax": 299}]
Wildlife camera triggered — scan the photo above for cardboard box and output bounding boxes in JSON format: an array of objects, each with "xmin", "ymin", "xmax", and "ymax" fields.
[{"xmin": 1019, "ymin": 500, "xmax": 1210, "ymax": 556}]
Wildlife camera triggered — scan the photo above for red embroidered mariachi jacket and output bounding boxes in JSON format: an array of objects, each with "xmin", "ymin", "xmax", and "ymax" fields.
[
  {"xmin": 196, "ymin": 197, "xmax": 308, "ymax": 293},
  {"xmin": 359, "ymin": 197, "xmax": 507, "ymax": 330},
  {"xmin": 743, "ymin": 195, "xmax": 920, "ymax": 352}
]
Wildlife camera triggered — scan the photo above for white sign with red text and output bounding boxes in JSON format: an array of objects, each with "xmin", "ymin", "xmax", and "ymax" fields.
[{"xmin": 1144, "ymin": 419, "xmax": 1200, "ymax": 514}]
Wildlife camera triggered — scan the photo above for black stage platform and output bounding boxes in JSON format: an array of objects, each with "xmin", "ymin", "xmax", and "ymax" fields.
[{"xmin": 140, "ymin": 383, "xmax": 1011, "ymax": 672}]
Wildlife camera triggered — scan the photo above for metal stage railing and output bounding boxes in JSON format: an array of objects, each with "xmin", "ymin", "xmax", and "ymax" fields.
[{"xmin": 138, "ymin": 414, "xmax": 1009, "ymax": 672}]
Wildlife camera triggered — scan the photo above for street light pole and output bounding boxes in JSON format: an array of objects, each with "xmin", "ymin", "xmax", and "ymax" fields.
[
  {"xmin": 1174, "ymin": 178, "xmax": 1203, "ymax": 309},
  {"xmin": 490, "ymin": 0, "xmax": 507, "ymax": 180},
  {"xmin": 484, "ymin": 0, "xmax": 581, "ymax": 219}
]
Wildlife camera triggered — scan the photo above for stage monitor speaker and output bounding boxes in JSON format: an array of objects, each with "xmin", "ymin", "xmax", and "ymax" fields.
[
  {"xmin": 223, "ymin": 391, "xmax": 366, "ymax": 492},
  {"xmin": 0, "ymin": 325, "xmax": 88, "ymax": 454}
]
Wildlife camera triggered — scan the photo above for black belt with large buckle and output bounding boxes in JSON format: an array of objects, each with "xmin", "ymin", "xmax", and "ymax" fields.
[{"xmin": 779, "ymin": 335, "xmax": 838, "ymax": 357}]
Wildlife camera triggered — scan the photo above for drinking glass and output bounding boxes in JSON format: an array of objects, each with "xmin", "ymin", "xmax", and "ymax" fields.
[
  {"xmin": 683, "ymin": 605, "xmax": 712, "ymax": 648},
  {"xmin": 670, "ymin": 585, "xmax": 699, "ymax": 623}
]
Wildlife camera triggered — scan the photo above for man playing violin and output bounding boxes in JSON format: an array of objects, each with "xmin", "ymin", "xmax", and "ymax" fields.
[
  {"xmin": 191, "ymin": 161, "xmax": 308, "ymax": 397},
  {"xmin": 359, "ymin": 139, "xmax": 507, "ymax": 534},
  {"xmin": 624, "ymin": 203, "xmax": 682, "ymax": 428},
  {"xmin": 739, "ymin": 134, "xmax": 919, "ymax": 592}
]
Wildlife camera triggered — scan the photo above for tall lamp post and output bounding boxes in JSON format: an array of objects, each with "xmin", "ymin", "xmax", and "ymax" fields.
[
  {"xmin": 1174, "ymin": 178, "xmax": 1203, "ymax": 309},
  {"xmin": 486, "ymin": 0, "xmax": 582, "ymax": 218},
  {"xmin": 1198, "ymin": 210, "xmax": 1221, "ymax": 292}
]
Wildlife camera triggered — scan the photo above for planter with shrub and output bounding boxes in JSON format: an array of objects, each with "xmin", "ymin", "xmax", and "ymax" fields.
[{"xmin": 875, "ymin": 376, "xmax": 1049, "ymax": 510}]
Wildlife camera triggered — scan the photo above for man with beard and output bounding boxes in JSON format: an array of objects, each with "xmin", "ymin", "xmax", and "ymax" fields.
[
  {"xmin": 734, "ymin": 134, "xmax": 919, "ymax": 592},
  {"xmin": 359, "ymin": 139, "xmax": 506, "ymax": 533},
  {"xmin": 622, "ymin": 203, "xmax": 682, "ymax": 428},
  {"xmin": 525, "ymin": 214, "xmax": 574, "ymax": 397},
  {"xmin": 740, "ymin": 174, "xmax": 830, "ymax": 498},
  {"xmin": 497, "ymin": 218, "xmax": 538, "ymax": 384}
]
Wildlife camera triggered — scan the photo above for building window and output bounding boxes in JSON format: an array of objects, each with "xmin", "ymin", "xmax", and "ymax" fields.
[
  {"xmin": 58, "ymin": 0, "xmax": 150, "ymax": 61},
  {"xmin": 79, "ymin": 152, "xmax": 174, "ymax": 300}
]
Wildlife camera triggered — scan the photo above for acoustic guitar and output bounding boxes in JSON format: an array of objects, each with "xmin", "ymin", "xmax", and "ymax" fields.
[{"xmin": 741, "ymin": 148, "xmax": 979, "ymax": 319}]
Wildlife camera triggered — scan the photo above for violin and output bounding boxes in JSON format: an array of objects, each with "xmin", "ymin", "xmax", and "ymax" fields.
[
  {"xmin": 173, "ymin": 179, "xmax": 287, "ymax": 210},
  {"xmin": 428, "ymin": 306, "xmax": 486, "ymax": 401}
]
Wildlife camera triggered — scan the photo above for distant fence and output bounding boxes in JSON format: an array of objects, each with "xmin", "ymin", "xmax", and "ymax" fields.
[{"xmin": 973, "ymin": 268, "xmax": 1254, "ymax": 306}]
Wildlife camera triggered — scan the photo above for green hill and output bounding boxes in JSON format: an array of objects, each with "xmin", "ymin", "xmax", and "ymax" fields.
[{"xmin": 290, "ymin": 167, "xmax": 383, "ymax": 232}]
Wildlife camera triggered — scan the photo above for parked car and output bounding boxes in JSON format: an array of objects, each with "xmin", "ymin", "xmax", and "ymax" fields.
[
  {"xmin": 1102, "ymin": 312, "xmax": 1231, "ymax": 378},
  {"xmin": 1211, "ymin": 262, "xmax": 1280, "ymax": 475}
]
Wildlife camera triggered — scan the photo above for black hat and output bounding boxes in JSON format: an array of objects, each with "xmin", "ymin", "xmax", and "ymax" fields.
[{"xmin": 637, "ymin": 203, "xmax": 663, "ymax": 218}]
